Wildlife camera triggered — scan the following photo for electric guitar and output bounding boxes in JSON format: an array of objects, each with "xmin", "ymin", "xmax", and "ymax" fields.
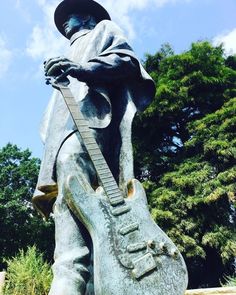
[{"xmin": 48, "ymin": 78, "xmax": 188, "ymax": 295}]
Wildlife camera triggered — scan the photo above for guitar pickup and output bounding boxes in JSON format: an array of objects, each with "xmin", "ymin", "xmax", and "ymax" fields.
[
  {"xmin": 111, "ymin": 204, "xmax": 131, "ymax": 216},
  {"xmin": 132, "ymin": 253, "xmax": 157, "ymax": 279},
  {"xmin": 127, "ymin": 242, "xmax": 147, "ymax": 253}
]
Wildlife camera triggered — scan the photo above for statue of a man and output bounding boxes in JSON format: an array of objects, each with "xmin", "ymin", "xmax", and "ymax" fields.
[{"xmin": 32, "ymin": 0, "xmax": 155, "ymax": 294}]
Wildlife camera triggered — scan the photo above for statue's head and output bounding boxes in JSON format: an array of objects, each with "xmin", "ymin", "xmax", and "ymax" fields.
[
  {"xmin": 62, "ymin": 13, "xmax": 97, "ymax": 38},
  {"xmin": 54, "ymin": 0, "xmax": 111, "ymax": 39}
]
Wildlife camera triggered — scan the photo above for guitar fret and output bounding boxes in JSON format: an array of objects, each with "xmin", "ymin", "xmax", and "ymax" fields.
[
  {"xmin": 109, "ymin": 194, "xmax": 123, "ymax": 201},
  {"xmin": 67, "ymin": 102, "xmax": 79, "ymax": 107},
  {"xmin": 75, "ymin": 118, "xmax": 85, "ymax": 122},
  {"xmin": 103, "ymin": 186, "xmax": 119, "ymax": 194},
  {"xmin": 74, "ymin": 120, "xmax": 88, "ymax": 127},
  {"xmin": 88, "ymin": 147, "xmax": 101, "ymax": 152},
  {"xmin": 104, "ymin": 187, "xmax": 119, "ymax": 193},
  {"xmin": 94, "ymin": 161, "xmax": 107, "ymax": 168},
  {"xmin": 76, "ymin": 120, "xmax": 88, "ymax": 126},
  {"xmin": 84, "ymin": 141, "xmax": 97, "ymax": 147},
  {"xmin": 96, "ymin": 162, "xmax": 109, "ymax": 168},
  {"xmin": 63, "ymin": 93, "xmax": 74, "ymax": 99},
  {"xmin": 78, "ymin": 128, "xmax": 90, "ymax": 133},
  {"xmin": 80, "ymin": 129, "xmax": 91, "ymax": 134},
  {"xmin": 83, "ymin": 138, "xmax": 96, "ymax": 144},
  {"xmin": 98, "ymin": 172, "xmax": 112, "ymax": 178},
  {"xmin": 118, "ymin": 223, "xmax": 139, "ymax": 235},
  {"xmin": 88, "ymin": 151, "xmax": 102, "ymax": 161},
  {"xmin": 67, "ymin": 102, "xmax": 78, "ymax": 108},
  {"xmin": 101, "ymin": 182, "xmax": 117, "ymax": 190},
  {"xmin": 111, "ymin": 205, "xmax": 131, "ymax": 216},
  {"xmin": 101, "ymin": 178, "xmax": 116, "ymax": 185},
  {"xmin": 106, "ymin": 184, "xmax": 120, "ymax": 194},
  {"xmin": 90, "ymin": 154, "xmax": 104, "ymax": 160},
  {"xmin": 81, "ymin": 134, "xmax": 94, "ymax": 139},
  {"xmin": 86, "ymin": 145, "xmax": 100, "ymax": 151},
  {"xmin": 109, "ymin": 191, "xmax": 122, "ymax": 198},
  {"xmin": 88, "ymin": 150, "xmax": 101, "ymax": 155},
  {"xmin": 109, "ymin": 198, "xmax": 124, "ymax": 206},
  {"xmin": 110, "ymin": 196, "xmax": 123, "ymax": 202},
  {"xmin": 97, "ymin": 167, "xmax": 110, "ymax": 172}
]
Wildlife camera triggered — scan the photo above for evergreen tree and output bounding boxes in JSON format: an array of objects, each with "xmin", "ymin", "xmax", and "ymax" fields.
[
  {"xmin": 134, "ymin": 42, "xmax": 236, "ymax": 181},
  {"xmin": 133, "ymin": 42, "xmax": 236, "ymax": 288}
]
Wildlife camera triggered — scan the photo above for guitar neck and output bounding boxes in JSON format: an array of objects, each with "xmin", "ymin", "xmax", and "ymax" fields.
[{"xmin": 58, "ymin": 85, "xmax": 124, "ymax": 207}]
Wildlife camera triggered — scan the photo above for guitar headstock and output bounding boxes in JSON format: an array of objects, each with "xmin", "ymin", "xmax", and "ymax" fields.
[{"xmin": 45, "ymin": 77, "xmax": 70, "ymax": 90}]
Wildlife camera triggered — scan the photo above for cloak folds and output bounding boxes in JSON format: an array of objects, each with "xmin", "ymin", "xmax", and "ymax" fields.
[{"xmin": 32, "ymin": 20, "xmax": 155, "ymax": 218}]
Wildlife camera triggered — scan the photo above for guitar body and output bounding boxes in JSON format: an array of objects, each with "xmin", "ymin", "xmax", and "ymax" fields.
[{"xmin": 65, "ymin": 176, "xmax": 188, "ymax": 295}]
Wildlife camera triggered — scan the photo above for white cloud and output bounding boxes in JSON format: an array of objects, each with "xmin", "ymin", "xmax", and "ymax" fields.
[
  {"xmin": 26, "ymin": 24, "xmax": 67, "ymax": 60},
  {"xmin": 14, "ymin": 0, "xmax": 32, "ymax": 23},
  {"xmin": 0, "ymin": 37, "xmax": 13, "ymax": 78},
  {"xmin": 98, "ymin": 0, "xmax": 192, "ymax": 39},
  {"xmin": 213, "ymin": 28, "xmax": 236, "ymax": 56},
  {"xmin": 26, "ymin": 0, "xmax": 192, "ymax": 60},
  {"xmin": 26, "ymin": 0, "xmax": 67, "ymax": 61}
]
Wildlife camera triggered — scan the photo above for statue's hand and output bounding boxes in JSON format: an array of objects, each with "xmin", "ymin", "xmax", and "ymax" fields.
[{"xmin": 44, "ymin": 56, "xmax": 83, "ymax": 81}]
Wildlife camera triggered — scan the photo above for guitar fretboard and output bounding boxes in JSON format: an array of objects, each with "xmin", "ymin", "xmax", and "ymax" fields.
[{"xmin": 58, "ymin": 85, "xmax": 125, "ymax": 207}]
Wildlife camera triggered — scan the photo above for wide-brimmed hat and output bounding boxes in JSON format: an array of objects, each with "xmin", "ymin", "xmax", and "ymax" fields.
[{"xmin": 54, "ymin": 0, "xmax": 111, "ymax": 38}]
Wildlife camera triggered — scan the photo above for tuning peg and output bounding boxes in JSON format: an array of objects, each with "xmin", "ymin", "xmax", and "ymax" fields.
[{"xmin": 169, "ymin": 248, "xmax": 179, "ymax": 259}]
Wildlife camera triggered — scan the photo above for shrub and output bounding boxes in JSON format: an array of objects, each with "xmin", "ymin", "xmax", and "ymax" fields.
[
  {"xmin": 223, "ymin": 275, "xmax": 236, "ymax": 287},
  {"xmin": 3, "ymin": 246, "xmax": 52, "ymax": 295}
]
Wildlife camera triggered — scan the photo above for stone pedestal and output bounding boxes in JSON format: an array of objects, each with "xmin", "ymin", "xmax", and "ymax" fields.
[
  {"xmin": 0, "ymin": 272, "xmax": 6, "ymax": 295},
  {"xmin": 185, "ymin": 287, "xmax": 236, "ymax": 295}
]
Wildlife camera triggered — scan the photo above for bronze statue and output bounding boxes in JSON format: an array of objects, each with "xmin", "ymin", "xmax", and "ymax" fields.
[{"xmin": 32, "ymin": 0, "xmax": 187, "ymax": 294}]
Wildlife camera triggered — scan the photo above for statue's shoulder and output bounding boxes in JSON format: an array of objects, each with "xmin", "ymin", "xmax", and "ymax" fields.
[{"xmin": 95, "ymin": 20, "xmax": 124, "ymax": 36}]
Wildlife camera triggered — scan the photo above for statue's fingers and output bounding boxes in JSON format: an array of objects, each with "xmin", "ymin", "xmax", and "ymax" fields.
[
  {"xmin": 46, "ymin": 62, "xmax": 68, "ymax": 76},
  {"xmin": 45, "ymin": 62, "xmax": 61, "ymax": 76},
  {"xmin": 55, "ymin": 70, "xmax": 70, "ymax": 82},
  {"xmin": 48, "ymin": 62, "xmax": 78, "ymax": 77},
  {"xmin": 44, "ymin": 57, "xmax": 60, "ymax": 69},
  {"xmin": 44, "ymin": 57, "xmax": 69, "ymax": 73}
]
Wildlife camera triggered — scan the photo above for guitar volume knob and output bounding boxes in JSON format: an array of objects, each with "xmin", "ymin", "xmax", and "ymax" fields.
[
  {"xmin": 147, "ymin": 240, "xmax": 156, "ymax": 249},
  {"xmin": 159, "ymin": 242, "xmax": 167, "ymax": 252},
  {"xmin": 169, "ymin": 248, "xmax": 179, "ymax": 259}
]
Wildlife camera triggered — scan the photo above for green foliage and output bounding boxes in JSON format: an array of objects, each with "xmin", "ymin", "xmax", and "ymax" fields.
[
  {"xmin": 0, "ymin": 143, "xmax": 54, "ymax": 268},
  {"xmin": 134, "ymin": 42, "xmax": 236, "ymax": 288},
  {"xmin": 223, "ymin": 275, "xmax": 236, "ymax": 287},
  {"xmin": 3, "ymin": 246, "xmax": 52, "ymax": 295},
  {"xmin": 134, "ymin": 41, "xmax": 236, "ymax": 181}
]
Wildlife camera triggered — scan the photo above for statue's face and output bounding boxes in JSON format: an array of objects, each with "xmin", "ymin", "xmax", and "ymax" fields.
[{"xmin": 63, "ymin": 14, "xmax": 89, "ymax": 38}]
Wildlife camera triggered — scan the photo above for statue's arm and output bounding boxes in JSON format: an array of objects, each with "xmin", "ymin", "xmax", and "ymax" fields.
[{"xmin": 44, "ymin": 53, "xmax": 139, "ymax": 83}]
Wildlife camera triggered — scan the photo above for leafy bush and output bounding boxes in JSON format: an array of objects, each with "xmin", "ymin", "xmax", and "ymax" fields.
[
  {"xmin": 223, "ymin": 275, "xmax": 236, "ymax": 287},
  {"xmin": 3, "ymin": 246, "xmax": 52, "ymax": 295}
]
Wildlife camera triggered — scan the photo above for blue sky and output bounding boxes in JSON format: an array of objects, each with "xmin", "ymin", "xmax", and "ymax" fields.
[{"xmin": 0, "ymin": 0, "xmax": 236, "ymax": 158}]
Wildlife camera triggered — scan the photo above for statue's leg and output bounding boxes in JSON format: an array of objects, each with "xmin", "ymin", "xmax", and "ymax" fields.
[{"xmin": 49, "ymin": 132, "xmax": 96, "ymax": 295}]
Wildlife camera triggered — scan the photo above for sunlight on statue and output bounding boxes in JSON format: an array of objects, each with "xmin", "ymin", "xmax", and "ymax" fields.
[{"xmin": 32, "ymin": 0, "xmax": 188, "ymax": 294}]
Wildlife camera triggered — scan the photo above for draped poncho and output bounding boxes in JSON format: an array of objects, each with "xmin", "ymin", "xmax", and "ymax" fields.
[{"xmin": 33, "ymin": 20, "xmax": 155, "ymax": 218}]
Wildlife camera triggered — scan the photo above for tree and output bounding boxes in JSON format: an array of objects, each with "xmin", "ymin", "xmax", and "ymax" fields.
[
  {"xmin": 133, "ymin": 41, "xmax": 236, "ymax": 181},
  {"xmin": 0, "ymin": 144, "xmax": 54, "ymax": 269},
  {"xmin": 133, "ymin": 42, "xmax": 236, "ymax": 288}
]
